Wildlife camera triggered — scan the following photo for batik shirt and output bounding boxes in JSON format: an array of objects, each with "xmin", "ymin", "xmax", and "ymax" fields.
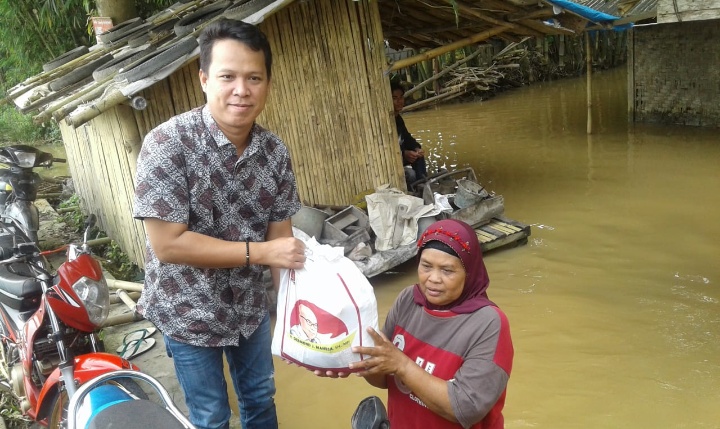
[
  {"xmin": 383, "ymin": 287, "xmax": 514, "ymax": 429},
  {"xmin": 133, "ymin": 105, "xmax": 301, "ymax": 347}
]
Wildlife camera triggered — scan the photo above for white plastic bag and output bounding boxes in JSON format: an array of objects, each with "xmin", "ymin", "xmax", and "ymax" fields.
[
  {"xmin": 271, "ymin": 237, "xmax": 378, "ymax": 371},
  {"xmin": 365, "ymin": 185, "xmax": 438, "ymax": 251}
]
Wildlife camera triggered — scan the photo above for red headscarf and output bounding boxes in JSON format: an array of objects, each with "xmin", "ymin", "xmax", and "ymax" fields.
[{"xmin": 413, "ymin": 219, "xmax": 495, "ymax": 313}]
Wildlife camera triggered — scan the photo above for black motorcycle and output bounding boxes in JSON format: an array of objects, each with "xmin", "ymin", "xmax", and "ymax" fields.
[{"xmin": 0, "ymin": 144, "xmax": 66, "ymax": 245}]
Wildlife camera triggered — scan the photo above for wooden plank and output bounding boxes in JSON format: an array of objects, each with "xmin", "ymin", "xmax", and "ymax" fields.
[
  {"xmin": 481, "ymin": 230, "xmax": 529, "ymax": 253},
  {"xmin": 485, "ymin": 223, "xmax": 511, "ymax": 235},
  {"xmin": 491, "ymin": 221, "xmax": 521, "ymax": 234},
  {"xmin": 494, "ymin": 220, "xmax": 522, "ymax": 232},
  {"xmin": 475, "ymin": 229, "xmax": 496, "ymax": 242}
]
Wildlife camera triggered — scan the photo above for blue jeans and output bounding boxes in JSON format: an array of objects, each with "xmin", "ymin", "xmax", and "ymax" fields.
[{"xmin": 164, "ymin": 314, "xmax": 278, "ymax": 429}]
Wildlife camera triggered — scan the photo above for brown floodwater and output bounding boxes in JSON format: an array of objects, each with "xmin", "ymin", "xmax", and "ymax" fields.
[{"xmin": 273, "ymin": 67, "xmax": 720, "ymax": 428}]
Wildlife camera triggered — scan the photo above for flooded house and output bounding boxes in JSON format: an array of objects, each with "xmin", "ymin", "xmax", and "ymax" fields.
[{"xmin": 4, "ymin": 0, "xmax": 659, "ymax": 270}]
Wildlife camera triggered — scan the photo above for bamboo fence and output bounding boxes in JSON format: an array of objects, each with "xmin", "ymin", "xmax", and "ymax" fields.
[{"xmin": 260, "ymin": 0, "xmax": 403, "ymax": 206}]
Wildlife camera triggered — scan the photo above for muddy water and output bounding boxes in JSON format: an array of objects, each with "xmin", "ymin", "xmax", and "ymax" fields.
[
  {"xmin": 35, "ymin": 143, "xmax": 70, "ymax": 178},
  {"xmin": 273, "ymin": 67, "xmax": 720, "ymax": 428}
]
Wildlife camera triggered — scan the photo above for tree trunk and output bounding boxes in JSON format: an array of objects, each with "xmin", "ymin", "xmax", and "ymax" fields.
[{"xmin": 96, "ymin": 0, "xmax": 137, "ymax": 25}]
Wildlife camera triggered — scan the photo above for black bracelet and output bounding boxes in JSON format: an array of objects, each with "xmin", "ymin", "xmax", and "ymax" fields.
[{"xmin": 245, "ymin": 241, "xmax": 250, "ymax": 267}]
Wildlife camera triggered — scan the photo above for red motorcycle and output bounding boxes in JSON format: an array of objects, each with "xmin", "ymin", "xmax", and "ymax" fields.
[{"xmin": 0, "ymin": 214, "xmax": 140, "ymax": 428}]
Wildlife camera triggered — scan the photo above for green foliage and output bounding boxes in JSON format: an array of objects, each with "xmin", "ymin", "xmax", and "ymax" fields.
[
  {"xmin": 0, "ymin": 392, "xmax": 29, "ymax": 429},
  {"xmin": 0, "ymin": 107, "xmax": 50, "ymax": 144},
  {"xmin": 58, "ymin": 195, "xmax": 85, "ymax": 233},
  {"xmin": 0, "ymin": 0, "xmax": 177, "ymax": 146},
  {"xmin": 57, "ymin": 194, "xmax": 141, "ymax": 281},
  {"xmin": 101, "ymin": 240, "xmax": 142, "ymax": 281},
  {"xmin": 137, "ymin": 0, "xmax": 178, "ymax": 20}
]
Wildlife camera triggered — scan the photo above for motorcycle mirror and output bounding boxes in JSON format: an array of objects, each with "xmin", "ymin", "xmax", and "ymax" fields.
[{"xmin": 351, "ymin": 396, "xmax": 390, "ymax": 429}]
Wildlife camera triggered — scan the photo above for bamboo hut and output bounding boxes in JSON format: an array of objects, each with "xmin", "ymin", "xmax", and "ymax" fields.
[{"xmin": 4, "ymin": 0, "xmax": 655, "ymax": 266}]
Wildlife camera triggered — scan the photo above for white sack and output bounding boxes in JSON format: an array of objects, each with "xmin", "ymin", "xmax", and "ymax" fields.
[
  {"xmin": 365, "ymin": 185, "xmax": 438, "ymax": 251},
  {"xmin": 272, "ymin": 237, "xmax": 378, "ymax": 372}
]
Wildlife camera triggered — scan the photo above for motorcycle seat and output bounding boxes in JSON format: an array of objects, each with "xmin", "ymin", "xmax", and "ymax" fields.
[
  {"xmin": 0, "ymin": 264, "xmax": 42, "ymax": 298},
  {"xmin": 87, "ymin": 399, "xmax": 188, "ymax": 429}
]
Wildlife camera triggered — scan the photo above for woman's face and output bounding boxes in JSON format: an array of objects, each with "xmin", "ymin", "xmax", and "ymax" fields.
[{"xmin": 417, "ymin": 248, "xmax": 466, "ymax": 307}]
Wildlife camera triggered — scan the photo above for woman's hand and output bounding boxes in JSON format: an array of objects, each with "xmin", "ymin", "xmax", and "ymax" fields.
[
  {"xmin": 313, "ymin": 369, "xmax": 351, "ymax": 378},
  {"xmin": 349, "ymin": 327, "xmax": 411, "ymax": 378},
  {"xmin": 282, "ymin": 359, "xmax": 351, "ymax": 378}
]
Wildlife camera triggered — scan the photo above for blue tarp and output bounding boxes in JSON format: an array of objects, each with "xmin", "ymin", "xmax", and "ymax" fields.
[{"xmin": 546, "ymin": 0, "xmax": 633, "ymax": 30}]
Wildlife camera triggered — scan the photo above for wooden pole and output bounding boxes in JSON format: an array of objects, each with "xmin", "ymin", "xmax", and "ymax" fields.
[
  {"xmin": 402, "ymin": 84, "xmax": 466, "ymax": 112},
  {"xmin": 65, "ymin": 88, "xmax": 128, "ymax": 128},
  {"xmin": 101, "ymin": 311, "xmax": 143, "ymax": 327},
  {"xmin": 586, "ymin": 32, "xmax": 593, "ymax": 135},
  {"xmin": 627, "ymin": 29, "xmax": 635, "ymax": 125},
  {"xmin": 115, "ymin": 289, "xmax": 138, "ymax": 311},
  {"xmin": 110, "ymin": 291, "xmax": 140, "ymax": 304},
  {"xmin": 403, "ymin": 47, "xmax": 485, "ymax": 99},
  {"xmin": 107, "ymin": 278, "xmax": 144, "ymax": 292},
  {"xmin": 388, "ymin": 26, "xmax": 509, "ymax": 72}
]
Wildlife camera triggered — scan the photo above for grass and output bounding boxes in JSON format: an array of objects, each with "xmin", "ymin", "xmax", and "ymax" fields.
[
  {"xmin": 0, "ymin": 392, "xmax": 30, "ymax": 429},
  {"xmin": 0, "ymin": 105, "xmax": 61, "ymax": 146}
]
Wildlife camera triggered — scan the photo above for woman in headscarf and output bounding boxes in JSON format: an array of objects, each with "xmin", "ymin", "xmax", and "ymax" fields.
[{"xmin": 350, "ymin": 219, "xmax": 514, "ymax": 429}]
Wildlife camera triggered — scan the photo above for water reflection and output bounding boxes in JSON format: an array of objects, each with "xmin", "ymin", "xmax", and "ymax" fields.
[{"xmin": 275, "ymin": 67, "xmax": 720, "ymax": 428}]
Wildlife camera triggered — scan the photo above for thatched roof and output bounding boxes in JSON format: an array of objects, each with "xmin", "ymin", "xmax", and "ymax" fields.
[{"xmin": 4, "ymin": 0, "xmax": 656, "ymax": 127}]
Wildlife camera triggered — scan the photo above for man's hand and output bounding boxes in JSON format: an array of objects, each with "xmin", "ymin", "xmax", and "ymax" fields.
[
  {"xmin": 261, "ymin": 237, "xmax": 305, "ymax": 269},
  {"xmin": 403, "ymin": 149, "xmax": 423, "ymax": 164}
]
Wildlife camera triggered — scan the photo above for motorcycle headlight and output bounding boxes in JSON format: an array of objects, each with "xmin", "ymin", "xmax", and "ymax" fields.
[
  {"xmin": 72, "ymin": 276, "xmax": 110, "ymax": 326},
  {"xmin": 13, "ymin": 151, "xmax": 36, "ymax": 168}
]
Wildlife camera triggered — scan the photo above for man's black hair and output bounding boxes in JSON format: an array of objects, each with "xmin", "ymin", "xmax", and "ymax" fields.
[
  {"xmin": 390, "ymin": 81, "xmax": 405, "ymax": 94},
  {"xmin": 198, "ymin": 18, "xmax": 273, "ymax": 79}
]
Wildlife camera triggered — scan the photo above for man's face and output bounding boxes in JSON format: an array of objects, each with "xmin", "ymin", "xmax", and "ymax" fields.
[
  {"xmin": 392, "ymin": 89, "xmax": 405, "ymax": 114},
  {"xmin": 199, "ymin": 39, "xmax": 270, "ymax": 138},
  {"xmin": 298, "ymin": 305, "xmax": 318, "ymax": 339}
]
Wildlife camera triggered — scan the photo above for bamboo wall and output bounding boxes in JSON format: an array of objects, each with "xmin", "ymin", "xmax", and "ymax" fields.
[
  {"xmin": 58, "ymin": 0, "xmax": 404, "ymax": 267},
  {"xmin": 630, "ymin": 21, "xmax": 720, "ymax": 127},
  {"xmin": 260, "ymin": 0, "xmax": 404, "ymax": 205},
  {"xmin": 59, "ymin": 105, "xmax": 146, "ymax": 264}
]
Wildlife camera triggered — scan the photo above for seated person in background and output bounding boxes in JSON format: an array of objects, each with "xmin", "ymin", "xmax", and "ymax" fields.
[
  {"xmin": 392, "ymin": 82, "xmax": 427, "ymax": 187},
  {"xmin": 350, "ymin": 218, "xmax": 514, "ymax": 429}
]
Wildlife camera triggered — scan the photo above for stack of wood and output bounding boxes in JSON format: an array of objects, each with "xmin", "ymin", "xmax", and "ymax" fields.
[{"xmin": 402, "ymin": 40, "xmax": 532, "ymax": 112}]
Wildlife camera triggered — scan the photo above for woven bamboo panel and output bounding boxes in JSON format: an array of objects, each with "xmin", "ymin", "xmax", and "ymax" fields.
[
  {"xmin": 260, "ymin": 0, "xmax": 405, "ymax": 205},
  {"xmin": 632, "ymin": 20, "xmax": 720, "ymax": 127}
]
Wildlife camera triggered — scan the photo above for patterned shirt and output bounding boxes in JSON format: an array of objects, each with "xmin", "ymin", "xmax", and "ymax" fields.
[{"xmin": 133, "ymin": 106, "xmax": 301, "ymax": 347}]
